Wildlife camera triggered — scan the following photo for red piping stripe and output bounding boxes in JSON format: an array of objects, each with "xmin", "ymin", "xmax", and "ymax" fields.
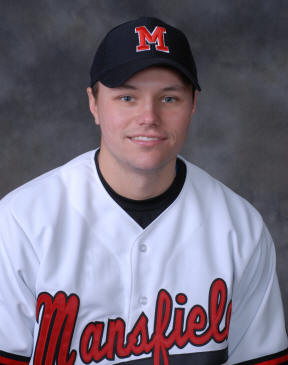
[
  {"xmin": 0, "ymin": 352, "xmax": 287, "ymax": 365},
  {"xmin": 255, "ymin": 354, "xmax": 288, "ymax": 365},
  {"xmin": 0, "ymin": 356, "xmax": 29, "ymax": 365}
]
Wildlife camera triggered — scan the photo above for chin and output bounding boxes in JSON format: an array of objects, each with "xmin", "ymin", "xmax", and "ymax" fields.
[{"xmin": 127, "ymin": 156, "xmax": 175, "ymax": 174}]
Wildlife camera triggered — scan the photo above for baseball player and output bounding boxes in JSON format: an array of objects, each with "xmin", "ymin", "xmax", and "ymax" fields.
[{"xmin": 0, "ymin": 17, "xmax": 287, "ymax": 365}]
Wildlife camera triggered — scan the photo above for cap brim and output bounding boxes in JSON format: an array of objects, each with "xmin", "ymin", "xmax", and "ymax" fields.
[{"xmin": 97, "ymin": 57, "xmax": 201, "ymax": 91}]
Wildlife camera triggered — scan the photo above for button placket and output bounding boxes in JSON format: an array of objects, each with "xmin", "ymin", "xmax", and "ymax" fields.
[
  {"xmin": 129, "ymin": 237, "xmax": 151, "ymax": 318},
  {"xmin": 139, "ymin": 296, "xmax": 148, "ymax": 306},
  {"xmin": 139, "ymin": 243, "xmax": 147, "ymax": 252}
]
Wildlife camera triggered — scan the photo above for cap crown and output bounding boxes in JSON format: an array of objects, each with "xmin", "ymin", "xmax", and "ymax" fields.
[{"xmin": 90, "ymin": 17, "xmax": 200, "ymax": 90}]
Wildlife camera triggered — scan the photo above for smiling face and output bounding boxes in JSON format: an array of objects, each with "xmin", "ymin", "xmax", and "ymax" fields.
[{"xmin": 87, "ymin": 66, "xmax": 197, "ymax": 181}]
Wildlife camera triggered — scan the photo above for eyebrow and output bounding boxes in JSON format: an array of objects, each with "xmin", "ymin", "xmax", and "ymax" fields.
[
  {"xmin": 114, "ymin": 84, "xmax": 186, "ymax": 91},
  {"xmin": 114, "ymin": 85, "xmax": 137, "ymax": 90},
  {"xmin": 161, "ymin": 85, "xmax": 186, "ymax": 91}
]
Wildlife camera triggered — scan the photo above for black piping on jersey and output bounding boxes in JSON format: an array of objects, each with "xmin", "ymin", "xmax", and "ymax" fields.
[
  {"xmin": 234, "ymin": 347, "xmax": 288, "ymax": 364},
  {"xmin": 116, "ymin": 348, "xmax": 228, "ymax": 365},
  {"xmin": 0, "ymin": 350, "xmax": 30, "ymax": 364},
  {"xmin": 94, "ymin": 150, "xmax": 187, "ymax": 229}
]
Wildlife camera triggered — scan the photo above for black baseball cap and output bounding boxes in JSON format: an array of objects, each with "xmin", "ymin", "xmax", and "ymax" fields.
[{"xmin": 90, "ymin": 17, "xmax": 201, "ymax": 91}]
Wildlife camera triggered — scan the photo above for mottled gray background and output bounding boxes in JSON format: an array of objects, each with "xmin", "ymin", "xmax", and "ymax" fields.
[{"xmin": 1, "ymin": 1, "xmax": 287, "ymax": 321}]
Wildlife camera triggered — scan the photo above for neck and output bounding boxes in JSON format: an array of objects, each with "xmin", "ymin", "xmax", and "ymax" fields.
[{"xmin": 97, "ymin": 151, "xmax": 176, "ymax": 200}]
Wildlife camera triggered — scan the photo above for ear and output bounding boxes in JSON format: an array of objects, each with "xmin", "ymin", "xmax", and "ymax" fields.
[
  {"xmin": 86, "ymin": 87, "xmax": 99, "ymax": 125},
  {"xmin": 191, "ymin": 90, "xmax": 199, "ymax": 115}
]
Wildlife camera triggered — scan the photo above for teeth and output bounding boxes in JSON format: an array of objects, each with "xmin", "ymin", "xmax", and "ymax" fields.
[{"xmin": 132, "ymin": 136, "xmax": 160, "ymax": 141}]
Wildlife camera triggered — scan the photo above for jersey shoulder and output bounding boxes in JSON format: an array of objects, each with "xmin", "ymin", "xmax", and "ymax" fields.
[
  {"xmin": 0, "ymin": 150, "xmax": 97, "ymax": 214},
  {"xmin": 182, "ymin": 157, "xmax": 262, "ymax": 218},
  {"xmin": 181, "ymin": 157, "xmax": 265, "ymax": 245}
]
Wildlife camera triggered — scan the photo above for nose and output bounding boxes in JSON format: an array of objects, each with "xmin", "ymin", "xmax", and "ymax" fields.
[{"xmin": 137, "ymin": 100, "xmax": 159, "ymax": 126}]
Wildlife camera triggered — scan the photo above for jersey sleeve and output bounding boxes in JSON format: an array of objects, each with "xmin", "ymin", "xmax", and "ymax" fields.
[
  {"xmin": 0, "ymin": 199, "xmax": 38, "ymax": 364},
  {"xmin": 227, "ymin": 224, "xmax": 288, "ymax": 364}
]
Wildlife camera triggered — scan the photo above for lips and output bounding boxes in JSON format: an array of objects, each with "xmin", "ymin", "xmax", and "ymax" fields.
[
  {"xmin": 131, "ymin": 136, "xmax": 162, "ymax": 141},
  {"xmin": 128, "ymin": 135, "xmax": 167, "ymax": 146}
]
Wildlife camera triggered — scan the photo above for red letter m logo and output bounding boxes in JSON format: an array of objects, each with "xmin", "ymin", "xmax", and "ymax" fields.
[
  {"xmin": 34, "ymin": 291, "xmax": 80, "ymax": 365},
  {"xmin": 135, "ymin": 26, "xmax": 169, "ymax": 53}
]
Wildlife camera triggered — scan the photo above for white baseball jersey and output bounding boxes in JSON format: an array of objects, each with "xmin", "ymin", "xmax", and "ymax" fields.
[{"xmin": 0, "ymin": 150, "xmax": 287, "ymax": 365}]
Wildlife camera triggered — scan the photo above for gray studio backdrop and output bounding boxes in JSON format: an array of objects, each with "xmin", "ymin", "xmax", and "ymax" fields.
[{"xmin": 1, "ymin": 1, "xmax": 288, "ymax": 321}]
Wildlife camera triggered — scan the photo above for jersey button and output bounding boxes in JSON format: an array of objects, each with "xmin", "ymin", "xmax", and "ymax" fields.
[
  {"xmin": 139, "ymin": 296, "xmax": 148, "ymax": 306},
  {"xmin": 139, "ymin": 244, "xmax": 147, "ymax": 252}
]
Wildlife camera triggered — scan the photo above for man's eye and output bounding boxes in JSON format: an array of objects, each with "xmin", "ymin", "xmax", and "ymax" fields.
[
  {"xmin": 120, "ymin": 95, "xmax": 134, "ymax": 102},
  {"xmin": 162, "ymin": 96, "xmax": 176, "ymax": 103}
]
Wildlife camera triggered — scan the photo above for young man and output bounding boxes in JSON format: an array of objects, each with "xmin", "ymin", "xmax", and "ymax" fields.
[{"xmin": 0, "ymin": 17, "xmax": 287, "ymax": 365}]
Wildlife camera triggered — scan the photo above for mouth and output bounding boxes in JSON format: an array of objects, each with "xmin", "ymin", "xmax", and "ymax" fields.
[
  {"xmin": 128, "ymin": 135, "xmax": 166, "ymax": 146},
  {"xmin": 130, "ymin": 136, "xmax": 163, "ymax": 141}
]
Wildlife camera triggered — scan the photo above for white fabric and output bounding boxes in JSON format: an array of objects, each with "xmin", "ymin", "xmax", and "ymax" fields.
[{"xmin": 0, "ymin": 150, "xmax": 287, "ymax": 364}]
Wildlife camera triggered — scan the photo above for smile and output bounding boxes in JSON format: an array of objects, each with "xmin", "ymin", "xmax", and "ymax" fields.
[{"xmin": 130, "ymin": 136, "xmax": 162, "ymax": 141}]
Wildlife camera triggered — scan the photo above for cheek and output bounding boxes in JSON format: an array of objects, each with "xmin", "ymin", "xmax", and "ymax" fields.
[
  {"xmin": 166, "ymin": 111, "xmax": 192, "ymax": 137},
  {"xmin": 97, "ymin": 109, "xmax": 129, "ymax": 141}
]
